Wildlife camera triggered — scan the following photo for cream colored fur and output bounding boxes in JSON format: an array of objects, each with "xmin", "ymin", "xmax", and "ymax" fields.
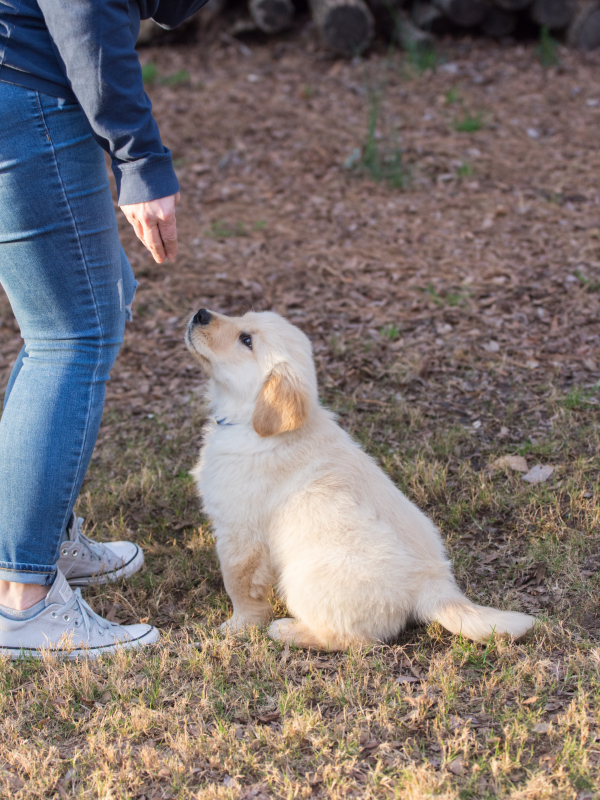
[{"xmin": 186, "ymin": 309, "xmax": 535, "ymax": 650}]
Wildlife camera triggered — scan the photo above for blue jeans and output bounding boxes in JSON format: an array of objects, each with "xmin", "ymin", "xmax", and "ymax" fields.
[{"xmin": 0, "ymin": 82, "xmax": 136, "ymax": 585}]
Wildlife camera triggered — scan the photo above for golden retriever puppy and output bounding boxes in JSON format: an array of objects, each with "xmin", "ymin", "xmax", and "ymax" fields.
[{"xmin": 186, "ymin": 308, "xmax": 535, "ymax": 650}]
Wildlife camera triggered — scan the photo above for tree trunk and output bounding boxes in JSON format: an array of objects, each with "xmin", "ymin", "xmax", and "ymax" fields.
[
  {"xmin": 530, "ymin": 0, "xmax": 576, "ymax": 28},
  {"xmin": 568, "ymin": 1, "xmax": 600, "ymax": 49},
  {"xmin": 432, "ymin": 0, "xmax": 492, "ymax": 27},
  {"xmin": 482, "ymin": 5, "xmax": 516, "ymax": 34},
  {"xmin": 249, "ymin": 0, "xmax": 294, "ymax": 32},
  {"xmin": 494, "ymin": 0, "xmax": 531, "ymax": 9},
  {"xmin": 309, "ymin": 0, "xmax": 375, "ymax": 56}
]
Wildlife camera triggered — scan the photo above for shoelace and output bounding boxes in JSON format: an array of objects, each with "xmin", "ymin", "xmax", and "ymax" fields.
[
  {"xmin": 70, "ymin": 517, "xmax": 111, "ymax": 563},
  {"xmin": 62, "ymin": 588, "xmax": 117, "ymax": 640}
]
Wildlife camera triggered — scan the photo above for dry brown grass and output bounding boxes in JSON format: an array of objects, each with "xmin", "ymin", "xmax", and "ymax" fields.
[{"xmin": 1, "ymin": 32, "xmax": 600, "ymax": 800}]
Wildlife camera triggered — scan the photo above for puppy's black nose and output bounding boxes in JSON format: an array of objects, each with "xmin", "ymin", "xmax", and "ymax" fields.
[{"xmin": 192, "ymin": 308, "xmax": 211, "ymax": 326}]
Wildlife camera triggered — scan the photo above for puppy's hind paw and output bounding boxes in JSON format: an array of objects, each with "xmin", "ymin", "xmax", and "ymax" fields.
[{"xmin": 268, "ymin": 618, "xmax": 298, "ymax": 642}]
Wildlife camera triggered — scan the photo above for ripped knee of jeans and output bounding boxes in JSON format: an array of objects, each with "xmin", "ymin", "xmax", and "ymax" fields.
[{"xmin": 117, "ymin": 277, "xmax": 139, "ymax": 322}]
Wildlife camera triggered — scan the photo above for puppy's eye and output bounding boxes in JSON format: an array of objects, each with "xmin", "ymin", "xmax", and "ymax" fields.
[{"xmin": 239, "ymin": 333, "xmax": 252, "ymax": 350}]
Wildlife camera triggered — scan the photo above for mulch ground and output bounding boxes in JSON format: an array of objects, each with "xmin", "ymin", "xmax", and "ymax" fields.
[{"xmin": 2, "ymin": 36, "xmax": 599, "ymax": 433}]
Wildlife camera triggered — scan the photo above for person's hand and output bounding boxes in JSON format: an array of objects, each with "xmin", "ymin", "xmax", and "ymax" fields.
[{"xmin": 120, "ymin": 192, "xmax": 180, "ymax": 263}]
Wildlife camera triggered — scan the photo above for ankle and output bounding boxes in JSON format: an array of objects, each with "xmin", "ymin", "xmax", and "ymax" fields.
[{"xmin": 0, "ymin": 581, "xmax": 50, "ymax": 611}]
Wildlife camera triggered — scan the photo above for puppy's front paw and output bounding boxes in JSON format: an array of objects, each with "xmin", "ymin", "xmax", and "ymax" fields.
[
  {"xmin": 220, "ymin": 614, "xmax": 249, "ymax": 634},
  {"xmin": 268, "ymin": 617, "xmax": 298, "ymax": 642}
]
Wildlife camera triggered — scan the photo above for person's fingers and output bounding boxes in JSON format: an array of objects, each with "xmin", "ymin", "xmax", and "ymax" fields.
[
  {"xmin": 158, "ymin": 216, "xmax": 178, "ymax": 261},
  {"xmin": 173, "ymin": 192, "xmax": 181, "ymax": 208},
  {"xmin": 130, "ymin": 218, "xmax": 145, "ymax": 245},
  {"xmin": 141, "ymin": 220, "xmax": 166, "ymax": 263}
]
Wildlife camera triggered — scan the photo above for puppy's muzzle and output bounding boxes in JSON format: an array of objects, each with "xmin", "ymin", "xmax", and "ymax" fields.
[{"xmin": 192, "ymin": 308, "xmax": 211, "ymax": 326}]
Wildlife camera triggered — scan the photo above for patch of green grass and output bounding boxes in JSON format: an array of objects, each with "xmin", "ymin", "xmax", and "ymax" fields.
[
  {"xmin": 159, "ymin": 70, "xmax": 190, "ymax": 86},
  {"xmin": 453, "ymin": 113, "xmax": 483, "ymax": 133},
  {"xmin": 380, "ymin": 323, "xmax": 400, "ymax": 340},
  {"xmin": 405, "ymin": 41, "xmax": 437, "ymax": 75},
  {"xmin": 576, "ymin": 269, "xmax": 600, "ymax": 292},
  {"xmin": 359, "ymin": 94, "xmax": 408, "ymax": 189},
  {"xmin": 207, "ymin": 220, "xmax": 247, "ymax": 238},
  {"xmin": 536, "ymin": 25, "xmax": 560, "ymax": 68},
  {"xmin": 141, "ymin": 62, "xmax": 158, "ymax": 84},
  {"xmin": 141, "ymin": 64, "xmax": 190, "ymax": 87},
  {"xmin": 420, "ymin": 282, "xmax": 445, "ymax": 307},
  {"xmin": 457, "ymin": 161, "xmax": 473, "ymax": 178},
  {"xmin": 445, "ymin": 87, "xmax": 460, "ymax": 104},
  {"xmin": 563, "ymin": 385, "xmax": 599, "ymax": 410}
]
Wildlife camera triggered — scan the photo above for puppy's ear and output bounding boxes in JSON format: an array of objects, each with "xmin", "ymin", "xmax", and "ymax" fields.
[{"xmin": 252, "ymin": 364, "xmax": 309, "ymax": 437}]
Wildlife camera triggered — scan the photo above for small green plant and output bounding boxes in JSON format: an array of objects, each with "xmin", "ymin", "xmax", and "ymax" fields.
[
  {"xmin": 380, "ymin": 324, "xmax": 400, "ymax": 340},
  {"xmin": 208, "ymin": 221, "xmax": 246, "ymax": 238},
  {"xmin": 576, "ymin": 270, "xmax": 600, "ymax": 292},
  {"xmin": 159, "ymin": 69, "xmax": 190, "ymax": 86},
  {"xmin": 457, "ymin": 162, "xmax": 473, "ymax": 178},
  {"xmin": 253, "ymin": 220, "xmax": 267, "ymax": 230},
  {"xmin": 536, "ymin": 25, "xmax": 560, "ymax": 68},
  {"xmin": 445, "ymin": 87, "xmax": 460, "ymax": 104},
  {"xmin": 420, "ymin": 282, "xmax": 444, "ymax": 307},
  {"xmin": 405, "ymin": 40, "xmax": 437, "ymax": 75},
  {"xmin": 563, "ymin": 385, "xmax": 599, "ymax": 411},
  {"xmin": 141, "ymin": 62, "xmax": 158, "ymax": 84},
  {"xmin": 358, "ymin": 94, "xmax": 408, "ymax": 190},
  {"xmin": 453, "ymin": 113, "xmax": 483, "ymax": 133}
]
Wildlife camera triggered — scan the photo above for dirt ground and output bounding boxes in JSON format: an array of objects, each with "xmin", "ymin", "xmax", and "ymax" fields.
[{"xmin": 1, "ymin": 32, "xmax": 600, "ymax": 800}]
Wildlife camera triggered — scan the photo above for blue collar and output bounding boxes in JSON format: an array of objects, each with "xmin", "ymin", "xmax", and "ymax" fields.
[{"xmin": 215, "ymin": 417, "xmax": 236, "ymax": 426}]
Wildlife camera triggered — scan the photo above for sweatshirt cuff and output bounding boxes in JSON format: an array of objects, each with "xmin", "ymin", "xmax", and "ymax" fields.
[{"xmin": 112, "ymin": 153, "xmax": 180, "ymax": 206}]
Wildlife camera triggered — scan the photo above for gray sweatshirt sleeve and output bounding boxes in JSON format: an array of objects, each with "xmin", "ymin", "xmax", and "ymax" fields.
[{"xmin": 37, "ymin": 0, "xmax": 180, "ymax": 205}]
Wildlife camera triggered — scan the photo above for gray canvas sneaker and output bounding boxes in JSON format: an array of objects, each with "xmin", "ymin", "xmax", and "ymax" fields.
[
  {"xmin": 0, "ymin": 570, "xmax": 159, "ymax": 659},
  {"xmin": 57, "ymin": 515, "xmax": 144, "ymax": 586}
]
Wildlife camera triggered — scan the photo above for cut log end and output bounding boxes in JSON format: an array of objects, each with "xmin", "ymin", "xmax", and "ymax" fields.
[
  {"xmin": 495, "ymin": 0, "xmax": 531, "ymax": 9},
  {"xmin": 568, "ymin": 2, "xmax": 600, "ymax": 50},
  {"xmin": 531, "ymin": 0, "xmax": 576, "ymax": 29},
  {"xmin": 249, "ymin": 0, "xmax": 294, "ymax": 33},
  {"xmin": 433, "ymin": 0, "xmax": 491, "ymax": 27},
  {"xmin": 482, "ymin": 7, "xmax": 516, "ymax": 37},
  {"xmin": 322, "ymin": 4, "xmax": 374, "ymax": 55}
]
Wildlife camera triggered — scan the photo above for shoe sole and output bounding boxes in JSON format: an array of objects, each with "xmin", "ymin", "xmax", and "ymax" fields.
[
  {"xmin": 66, "ymin": 545, "xmax": 145, "ymax": 586},
  {"xmin": 0, "ymin": 625, "xmax": 160, "ymax": 660}
]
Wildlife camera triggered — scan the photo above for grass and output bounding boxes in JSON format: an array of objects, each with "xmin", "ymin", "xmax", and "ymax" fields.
[
  {"xmin": 359, "ymin": 93, "xmax": 408, "ymax": 190},
  {"xmin": 141, "ymin": 63, "xmax": 190, "ymax": 86},
  {"xmin": 405, "ymin": 41, "xmax": 437, "ymax": 75},
  {"xmin": 1, "ymin": 380, "xmax": 599, "ymax": 798},
  {"xmin": 536, "ymin": 26, "xmax": 560, "ymax": 69},
  {"xmin": 453, "ymin": 113, "xmax": 483, "ymax": 134}
]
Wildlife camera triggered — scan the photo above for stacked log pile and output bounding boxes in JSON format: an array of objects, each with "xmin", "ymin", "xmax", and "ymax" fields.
[{"xmin": 137, "ymin": 0, "xmax": 600, "ymax": 56}]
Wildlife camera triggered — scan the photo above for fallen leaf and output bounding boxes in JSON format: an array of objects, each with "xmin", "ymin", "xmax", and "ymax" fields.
[
  {"xmin": 256, "ymin": 712, "xmax": 280, "ymax": 724},
  {"xmin": 523, "ymin": 696, "xmax": 539, "ymax": 704},
  {"xmin": 396, "ymin": 674, "xmax": 420, "ymax": 684},
  {"xmin": 1, "ymin": 772, "xmax": 25, "ymax": 791},
  {"xmin": 532, "ymin": 722, "xmax": 550, "ymax": 733},
  {"xmin": 447, "ymin": 756, "xmax": 465, "ymax": 775},
  {"xmin": 491, "ymin": 455, "xmax": 528, "ymax": 472},
  {"xmin": 522, "ymin": 465, "xmax": 554, "ymax": 484}
]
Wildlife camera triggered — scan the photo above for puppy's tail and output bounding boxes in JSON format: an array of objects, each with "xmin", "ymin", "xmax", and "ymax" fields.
[{"xmin": 431, "ymin": 596, "xmax": 535, "ymax": 642}]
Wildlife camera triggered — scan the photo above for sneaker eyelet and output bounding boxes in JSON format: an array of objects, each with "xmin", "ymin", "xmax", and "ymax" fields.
[
  {"xmin": 61, "ymin": 548, "xmax": 68, "ymax": 556},
  {"xmin": 50, "ymin": 611, "xmax": 57, "ymax": 619},
  {"xmin": 72, "ymin": 550, "xmax": 78, "ymax": 556},
  {"xmin": 74, "ymin": 619, "xmax": 81, "ymax": 627},
  {"xmin": 98, "ymin": 629, "xmax": 105, "ymax": 636},
  {"xmin": 63, "ymin": 614, "xmax": 70, "ymax": 622}
]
